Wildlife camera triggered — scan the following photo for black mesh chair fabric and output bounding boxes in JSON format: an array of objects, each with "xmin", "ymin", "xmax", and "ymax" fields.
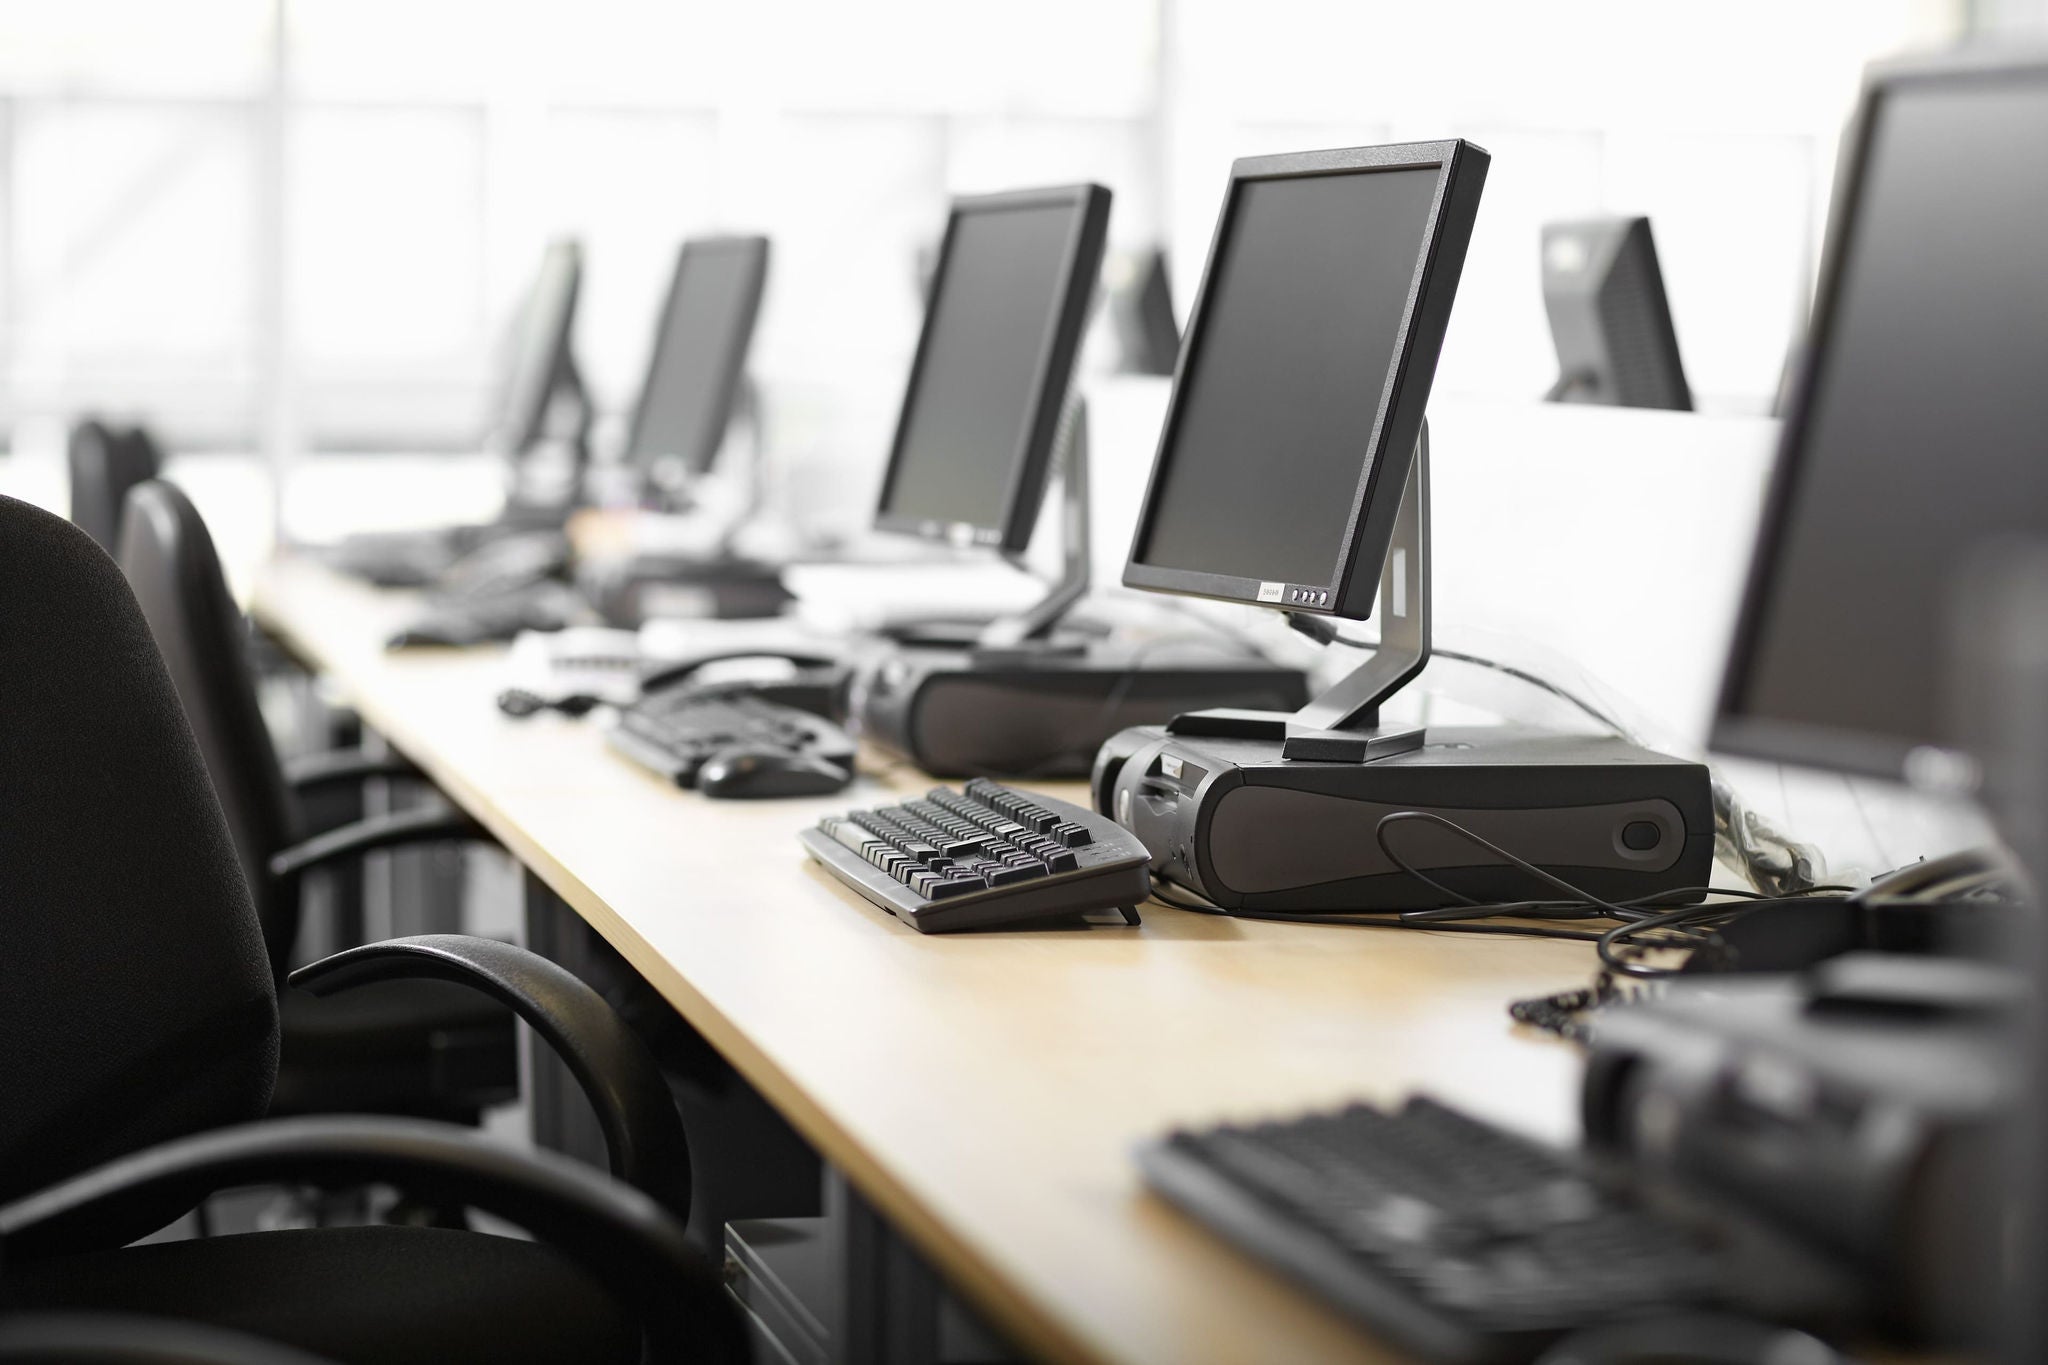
[
  {"xmin": 68, "ymin": 420, "xmax": 164, "ymax": 555},
  {"xmin": 0, "ymin": 495, "xmax": 278, "ymax": 1233},
  {"xmin": 4, "ymin": 1227, "xmax": 639, "ymax": 1365},
  {"xmin": 117, "ymin": 482, "xmax": 300, "ymax": 974}
]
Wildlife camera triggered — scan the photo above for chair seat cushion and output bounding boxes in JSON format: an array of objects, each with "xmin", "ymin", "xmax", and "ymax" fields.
[
  {"xmin": 272, "ymin": 981, "xmax": 517, "ymax": 1121},
  {"xmin": 3, "ymin": 1225, "xmax": 638, "ymax": 1365}
]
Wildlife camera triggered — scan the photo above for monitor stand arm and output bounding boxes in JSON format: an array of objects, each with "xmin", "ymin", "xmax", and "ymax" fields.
[
  {"xmin": 709, "ymin": 377, "xmax": 768, "ymax": 561},
  {"xmin": 559, "ymin": 353, "xmax": 595, "ymax": 477},
  {"xmin": 972, "ymin": 397, "xmax": 1091, "ymax": 659},
  {"xmin": 1165, "ymin": 420, "xmax": 1432, "ymax": 764}
]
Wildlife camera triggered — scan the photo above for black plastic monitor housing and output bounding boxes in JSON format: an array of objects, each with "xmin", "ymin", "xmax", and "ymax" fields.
[
  {"xmin": 1709, "ymin": 47, "xmax": 2048, "ymax": 784},
  {"xmin": 499, "ymin": 238, "xmax": 585, "ymax": 458},
  {"xmin": 1541, "ymin": 215, "xmax": 1692, "ymax": 411},
  {"xmin": 623, "ymin": 235, "xmax": 770, "ymax": 481},
  {"xmin": 1120, "ymin": 140, "xmax": 1488, "ymax": 623},
  {"xmin": 1113, "ymin": 247, "xmax": 1181, "ymax": 377},
  {"xmin": 872, "ymin": 183, "xmax": 1111, "ymax": 557}
]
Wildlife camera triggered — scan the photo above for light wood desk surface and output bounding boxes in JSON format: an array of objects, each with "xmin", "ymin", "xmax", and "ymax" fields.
[{"xmin": 254, "ymin": 557, "xmax": 1605, "ymax": 1365}]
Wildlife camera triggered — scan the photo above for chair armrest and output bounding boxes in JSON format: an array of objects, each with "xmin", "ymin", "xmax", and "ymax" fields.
[
  {"xmin": 0, "ymin": 1118, "xmax": 738, "ymax": 1364},
  {"xmin": 287, "ymin": 935, "xmax": 691, "ymax": 1219},
  {"xmin": 267, "ymin": 808, "xmax": 487, "ymax": 886},
  {"xmin": 0, "ymin": 1314, "xmax": 338, "ymax": 1364},
  {"xmin": 282, "ymin": 747, "xmax": 421, "ymax": 796}
]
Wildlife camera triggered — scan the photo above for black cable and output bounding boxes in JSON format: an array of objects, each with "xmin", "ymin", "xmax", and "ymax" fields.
[
  {"xmin": 497, "ymin": 687, "xmax": 604, "ymax": 718},
  {"xmin": 1375, "ymin": 810, "xmax": 1659, "ymax": 921},
  {"xmin": 1148, "ymin": 806, "xmax": 1852, "ymax": 972},
  {"xmin": 1284, "ymin": 611, "xmax": 1631, "ymax": 736}
]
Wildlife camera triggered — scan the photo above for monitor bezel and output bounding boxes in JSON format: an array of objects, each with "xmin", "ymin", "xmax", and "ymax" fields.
[
  {"xmin": 502, "ymin": 237, "xmax": 583, "ymax": 456},
  {"xmin": 1119, "ymin": 140, "xmax": 1487, "ymax": 619},
  {"xmin": 622, "ymin": 234, "xmax": 771, "ymax": 477},
  {"xmin": 1709, "ymin": 49, "xmax": 2048, "ymax": 782},
  {"xmin": 872, "ymin": 183, "xmax": 1111, "ymax": 555}
]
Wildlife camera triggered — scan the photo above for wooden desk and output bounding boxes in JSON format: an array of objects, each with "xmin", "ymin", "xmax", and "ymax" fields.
[{"xmin": 254, "ymin": 557, "xmax": 1603, "ymax": 1365}]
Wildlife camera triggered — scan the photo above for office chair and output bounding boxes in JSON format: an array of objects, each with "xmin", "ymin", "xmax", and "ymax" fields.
[
  {"xmin": 0, "ymin": 1314, "xmax": 339, "ymax": 1364},
  {"xmin": 67, "ymin": 420, "xmax": 164, "ymax": 555},
  {"xmin": 117, "ymin": 480, "xmax": 517, "ymax": 1123},
  {"xmin": 0, "ymin": 493, "xmax": 740, "ymax": 1363}
]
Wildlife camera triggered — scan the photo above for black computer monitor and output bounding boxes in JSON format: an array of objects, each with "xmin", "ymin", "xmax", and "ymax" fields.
[
  {"xmin": 494, "ymin": 238, "xmax": 584, "ymax": 456},
  {"xmin": 623, "ymin": 236, "xmax": 769, "ymax": 482},
  {"xmin": 1712, "ymin": 52, "xmax": 2048, "ymax": 782},
  {"xmin": 1110, "ymin": 248, "xmax": 1181, "ymax": 377},
  {"xmin": 1541, "ymin": 215, "xmax": 1691, "ymax": 411},
  {"xmin": 872, "ymin": 184, "xmax": 1110, "ymax": 555},
  {"xmin": 1121, "ymin": 142, "xmax": 1489, "ymax": 620}
]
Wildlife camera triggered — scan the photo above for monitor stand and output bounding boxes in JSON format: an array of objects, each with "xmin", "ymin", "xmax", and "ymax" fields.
[
  {"xmin": 855, "ymin": 398, "xmax": 1311, "ymax": 778},
  {"xmin": 506, "ymin": 353, "xmax": 596, "ymax": 521},
  {"xmin": 585, "ymin": 378, "xmax": 796, "ymax": 624},
  {"xmin": 1168, "ymin": 422, "xmax": 1433, "ymax": 764},
  {"xmin": 1090, "ymin": 418, "xmax": 1716, "ymax": 911},
  {"xmin": 877, "ymin": 400, "xmax": 1098, "ymax": 654}
]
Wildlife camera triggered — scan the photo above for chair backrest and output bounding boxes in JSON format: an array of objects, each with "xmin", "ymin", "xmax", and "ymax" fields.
[
  {"xmin": 0, "ymin": 495, "xmax": 278, "ymax": 1226},
  {"xmin": 117, "ymin": 482, "xmax": 301, "ymax": 977},
  {"xmin": 67, "ymin": 420, "xmax": 164, "ymax": 554}
]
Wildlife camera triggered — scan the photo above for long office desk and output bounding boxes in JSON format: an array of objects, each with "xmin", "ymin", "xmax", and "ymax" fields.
[{"xmin": 254, "ymin": 557, "xmax": 1615, "ymax": 1365}]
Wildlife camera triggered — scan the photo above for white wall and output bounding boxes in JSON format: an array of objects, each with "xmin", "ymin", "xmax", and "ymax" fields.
[{"xmin": 0, "ymin": 0, "xmax": 1972, "ymax": 460}]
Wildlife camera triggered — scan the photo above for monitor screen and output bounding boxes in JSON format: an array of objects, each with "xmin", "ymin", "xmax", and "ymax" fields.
[
  {"xmin": 1716, "ymin": 65, "xmax": 2048, "ymax": 775},
  {"xmin": 875, "ymin": 189, "xmax": 1105, "ymax": 547},
  {"xmin": 625, "ymin": 238, "xmax": 768, "ymax": 476},
  {"xmin": 496, "ymin": 239, "xmax": 581, "ymax": 455},
  {"xmin": 1128, "ymin": 162, "xmax": 1453, "ymax": 593}
]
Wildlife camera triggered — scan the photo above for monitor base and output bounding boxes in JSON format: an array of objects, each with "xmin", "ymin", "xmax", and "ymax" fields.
[
  {"xmin": 1166, "ymin": 706, "xmax": 1426, "ymax": 762},
  {"xmin": 1092, "ymin": 722, "xmax": 1713, "ymax": 911}
]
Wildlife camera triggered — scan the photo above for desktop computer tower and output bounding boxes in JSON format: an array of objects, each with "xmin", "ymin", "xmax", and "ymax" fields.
[
  {"xmin": 1093, "ymin": 723, "xmax": 1713, "ymax": 909},
  {"xmin": 854, "ymin": 644, "xmax": 1307, "ymax": 780}
]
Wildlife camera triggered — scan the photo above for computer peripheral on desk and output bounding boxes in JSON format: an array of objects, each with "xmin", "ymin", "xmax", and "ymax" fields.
[
  {"xmin": 583, "ymin": 551, "xmax": 794, "ymax": 625},
  {"xmin": 799, "ymin": 779, "xmax": 1148, "ymax": 932},
  {"xmin": 429, "ymin": 530, "xmax": 571, "ymax": 605},
  {"xmin": 387, "ymin": 582, "xmax": 590, "ymax": 649},
  {"xmin": 697, "ymin": 747, "xmax": 851, "ymax": 799},
  {"xmin": 1138, "ymin": 1095, "xmax": 1861, "ymax": 1365},
  {"xmin": 326, "ymin": 523, "xmax": 486, "ymax": 587},
  {"xmin": 605, "ymin": 683, "xmax": 854, "ymax": 797},
  {"xmin": 1533, "ymin": 1315, "xmax": 1849, "ymax": 1365},
  {"xmin": 636, "ymin": 648, "xmax": 848, "ymax": 721}
]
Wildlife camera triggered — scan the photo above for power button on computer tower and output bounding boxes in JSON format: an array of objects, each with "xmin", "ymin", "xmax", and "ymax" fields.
[{"xmin": 1621, "ymin": 820, "xmax": 1662, "ymax": 852}]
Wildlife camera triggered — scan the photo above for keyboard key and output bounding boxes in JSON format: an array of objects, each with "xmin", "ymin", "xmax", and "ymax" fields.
[
  {"xmin": 984, "ymin": 863, "xmax": 1042, "ymax": 886},
  {"xmin": 801, "ymin": 780, "xmax": 1150, "ymax": 933}
]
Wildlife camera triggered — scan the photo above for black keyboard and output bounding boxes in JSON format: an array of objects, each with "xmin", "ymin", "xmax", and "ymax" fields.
[
  {"xmin": 1139, "ymin": 1096, "xmax": 1859, "ymax": 1364},
  {"xmin": 800, "ymin": 779, "xmax": 1149, "ymax": 933},
  {"xmin": 607, "ymin": 684, "xmax": 856, "ymax": 790}
]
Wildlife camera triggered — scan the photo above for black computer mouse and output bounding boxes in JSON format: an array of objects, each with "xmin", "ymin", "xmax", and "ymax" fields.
[{"xmin": 696, "ymin": 747, "xmax": 852, "ymax": 800}]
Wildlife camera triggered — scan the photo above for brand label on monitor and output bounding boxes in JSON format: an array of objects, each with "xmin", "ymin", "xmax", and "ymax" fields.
[{"xmin": 1256, "ymin": 581, "xmax": 1284, "ymax": 603}]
